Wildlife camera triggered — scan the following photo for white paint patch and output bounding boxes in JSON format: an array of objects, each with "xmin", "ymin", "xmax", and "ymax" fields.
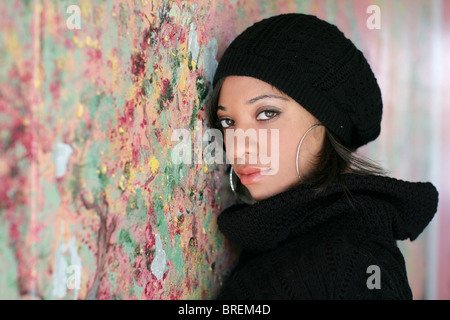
[
  {"xmin": 68, "ymin": 236, "xmax": 82, "ymax": 300},
  {"xmin": 168, "ymin": 3, "xmax": 180, "ymax": 22},
  {"xmin": 188, "ymin": 23, "xmax": 199, "ymax": 63},
  {"xmin": 202, "ymin": 37, "xmax": 218, "ymax": 88},
  {"xmin": 151, "ymin": 234, "xmax": 167, "ymax": 280},
  {"xmin": 53, "ymin": 142, "xmax": 73, "ymax": 178},
  {"xmin": 51, "ymin": 239, "xmax": 68, "ymax": 299}
]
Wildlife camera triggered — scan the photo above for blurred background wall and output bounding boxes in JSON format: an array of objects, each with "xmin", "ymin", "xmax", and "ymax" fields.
[{"xmin": 0, "ymin": 0, "xmax": 448, "ymax": 299}]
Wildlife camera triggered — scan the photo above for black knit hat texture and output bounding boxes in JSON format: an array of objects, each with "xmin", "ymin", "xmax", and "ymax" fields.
[{"xmin": 213, "ymin": 13, "xmax": 383, "ymax": 150}]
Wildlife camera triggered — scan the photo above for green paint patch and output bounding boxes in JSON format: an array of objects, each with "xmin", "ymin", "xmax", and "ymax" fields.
[
  {"xmin": 196, "ymin": 75, "xmax": 209, "ymax": 104},
  {"xmin": 74, "ymin": 118, "xmax": 89, "ymax": 144},
  {"xmin": 0, "ymin": 220, "xmax": 19, "ymax": 299},
  {"xmin": 107, "ymin": 270, "xmax": 119, "ymax": 298},
  {"xmin": 160, "ymin": 160, "xmax": 185, "ymax": 200},
  {"xmin": 125, "ymin": 189, "xmax": 148, "ymax": 226},
  {"xmin": 236, "ymin": 4, "xmax": 247, "ymax": 20},
  {"xmin": 97, "ymin": 93, "xmax": 116, "ymax": 131},
  {"xmin": 118, "ymin": 229, "xmax": 136, "ymax": 262},
  {"xmin": 170, "ymin": 234, "xmax": 184, "ymax": 274},
  {"xmin": 40, "ymin": 178, "xmax": 61, "ymax": 215},
  {"xmin": 141, "ymin": 78, "xmax": 154, "ymax": 98},
  {"xmin": 189, "ymin": 101, "xmax": 200, "ymax": 132}
]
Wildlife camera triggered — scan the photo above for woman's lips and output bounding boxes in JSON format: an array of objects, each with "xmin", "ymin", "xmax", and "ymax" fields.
[{"xmin": 237, "ymin": 168, "xmax": 271, "ymax": 185}]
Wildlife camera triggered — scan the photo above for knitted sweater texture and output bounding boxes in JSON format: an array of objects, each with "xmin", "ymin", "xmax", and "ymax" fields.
[{"xmin": 216, "ymin": 173, "xmax": 439, "ymax": 300}]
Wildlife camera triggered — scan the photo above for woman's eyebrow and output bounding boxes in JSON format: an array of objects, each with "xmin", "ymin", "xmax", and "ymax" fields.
[
  {"xmin": 218, "ymin": 94, "xmax": 289, "ymax": 111},
  {"xmin": 246, "ymin": 94, "xmax": 289, "ymax": 104}
]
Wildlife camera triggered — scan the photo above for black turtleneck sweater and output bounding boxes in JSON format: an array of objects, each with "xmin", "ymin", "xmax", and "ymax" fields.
[{"xmin": 216, "ymin": 173, "xmax": 439, "ymax": 300}]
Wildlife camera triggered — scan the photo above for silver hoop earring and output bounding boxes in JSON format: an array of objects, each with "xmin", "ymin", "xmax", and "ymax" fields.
[
  {"xmin": 296, "ymin": 124, "xmax": 324, "ymax": 183},
  {"xmin": 230, "ymin": 166, "xmax": 236, "ymax": 193}
]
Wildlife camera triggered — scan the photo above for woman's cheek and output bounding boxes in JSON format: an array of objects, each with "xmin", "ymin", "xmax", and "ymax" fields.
[{"xmin": 278, "ymin": 131, "xmax": 295, "ymax": 164}]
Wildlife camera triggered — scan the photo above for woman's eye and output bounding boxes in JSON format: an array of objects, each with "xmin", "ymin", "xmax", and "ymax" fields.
[
  {"xmin": 257, "ymin": 110, "xmax": 279, "ymax": 120},
  {"xmin": 219, "ymin": 110, "xmax": 279, "ymax": 128},
  {"xmin": 220, "ymin": 118, "xmax": 234, "ymax": 128}
]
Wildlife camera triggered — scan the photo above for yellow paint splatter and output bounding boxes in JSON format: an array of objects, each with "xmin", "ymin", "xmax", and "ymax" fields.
[
  {"xmin": 81, "ymin": 4, "xmax": 90, "ymax": 18},
  {"xmin": 119, "ymin": 175, "xmax": 125, "ymax": 190},
  {"xmin": 149, "ymin": 156, "xmax": 160, "ymax": 173},
  {"xmin": 56, "ymin": 59, "xmax": 63, "ymax": 70},
  {"xmin": 202, "ymin": 227, "xmax": 206, "ymax": 235},
  {"xmin": 178, "ymin": 61, "xmax": 189, "ymax": 91},
  {"xmin": 119, "ymin": 127, "xmax": 125, "ymax": 134},
  {"xmin": 77, "ymin": 103, "xmax": 83, "ymax": 118},
  {"xmin": 102, "ymin": 166, "xmax": 107, "ymax": 174},
  {"xmin": 203, "ymin": 164, "xmax": 208, "ymax": 173}
]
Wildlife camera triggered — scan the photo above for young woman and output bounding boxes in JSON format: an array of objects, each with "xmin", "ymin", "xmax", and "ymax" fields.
[{"xmin": 206, "ymin": 13, "xmax": 439, "ymax": 299}]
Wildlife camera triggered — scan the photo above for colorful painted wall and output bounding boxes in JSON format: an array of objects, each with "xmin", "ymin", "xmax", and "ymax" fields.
[{"xmin": 1, "ymin": 0, "xmax": 449, "ymax": 299}]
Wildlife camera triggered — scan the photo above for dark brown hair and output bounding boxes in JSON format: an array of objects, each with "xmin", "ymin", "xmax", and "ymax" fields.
[{"xmin": 205, "ymin": 77, "xmax": 389, "ymax": 207}]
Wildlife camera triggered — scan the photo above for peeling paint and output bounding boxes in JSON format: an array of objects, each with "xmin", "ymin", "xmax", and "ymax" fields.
[
  {"xmin": 188, "ymin": 23, "xmax": 200, "ymax": 63},
  {"xmin": 202, "ymin": 37, "xmax": 218, "ymax": 87},
  {"xmin": 150, "ymin": 234, "xmax": 167, "ymax": 280},
  {"xmin": 52, "ymin": 142, "xmax": 73, "ymax": 178},
  {"xmin": 51, "ymin": 239, "xmax": 68, "ymax": 299}
]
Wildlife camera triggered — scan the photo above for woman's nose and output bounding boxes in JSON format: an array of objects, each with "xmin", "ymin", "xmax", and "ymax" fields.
[{"xmin": 227, "ymin": 127, "xmax": 259, "ymax": 165}]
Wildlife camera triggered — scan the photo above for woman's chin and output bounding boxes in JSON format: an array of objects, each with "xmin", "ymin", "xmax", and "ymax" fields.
[{"xmin": 247, "ymin": 185, "xmax": 278, "ymax": 202}]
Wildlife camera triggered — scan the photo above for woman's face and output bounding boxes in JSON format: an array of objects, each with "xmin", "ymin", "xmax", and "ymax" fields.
[{"xmin": 218, "ymin": 75, "xmax": 326, "ymax": 202}]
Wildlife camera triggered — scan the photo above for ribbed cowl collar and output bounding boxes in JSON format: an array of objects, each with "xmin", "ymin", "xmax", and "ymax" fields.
[{"xmin": 217, "ymin": 173, "xmax": 439, "ymax": 252}]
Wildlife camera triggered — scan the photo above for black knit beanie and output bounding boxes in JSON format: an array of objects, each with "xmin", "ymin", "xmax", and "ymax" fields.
[{"xmin": 212, "ymin": 13, "xmax": 383, "ymax": 150}]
